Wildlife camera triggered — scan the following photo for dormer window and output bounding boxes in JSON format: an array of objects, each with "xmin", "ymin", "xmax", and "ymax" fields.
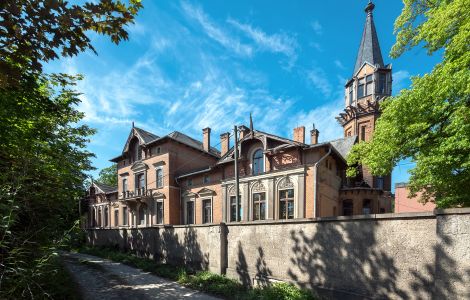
[
  {"xmin": 252, "ymin": 149, "xmax": 264, "ymax": 175},
  {"xmin": 357, "ymin": 77, "xmax": 365, "ymax": 99}
]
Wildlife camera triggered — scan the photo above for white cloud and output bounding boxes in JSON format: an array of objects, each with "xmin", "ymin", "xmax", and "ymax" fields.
[
  {"xmin": 311, "ymin": 20, "xmax": 323, "ymax": 35},
  {"xmin": 392, "ymin": 70, "xmax": 411, "ymax": 94},
  {"xmin": 288, "ymin": 98, "xmax": 344, "ymax": 143},
  {"xmin": 180, "ymin": 1, "xmax": 253, "ymax": 57},
  {"xmin": 227, "ymin": 18, "xmax": 298, "ymax": 66},
  {"xmin": 307, "ymin": 67, "xmax": 332, "ymax": 97},
  {"xmin": 334, "ymin": 60, "xmax": 346, "ymax": 70}
]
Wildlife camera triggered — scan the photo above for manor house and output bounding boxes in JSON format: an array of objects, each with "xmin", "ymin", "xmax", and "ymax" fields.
[{"xmin": 85, "ymin": 1, "xmax": 394, "ymax": 228}]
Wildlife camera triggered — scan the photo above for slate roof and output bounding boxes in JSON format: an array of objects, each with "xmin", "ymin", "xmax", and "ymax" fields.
[
  {"xmin": 329, "ymin": 135, "xmax": 357, "ymax": 160},
  {"xmin": 166, "ymin": 131, "xmax": 221, "ymax": 157},
  {"xmin": 93, "ymin": 182, "xmax": 118, "ymax": 194},
  {"xmin": 110, "ymin": 127, "xmax": 220, "ymax": 162},
  {"xmin": 353, "ymin": 1, "xmax": 384, "ymax": 75},
  {"xmin": 134, "ymin": 127, "xmax": 160, "ymax": 144}
]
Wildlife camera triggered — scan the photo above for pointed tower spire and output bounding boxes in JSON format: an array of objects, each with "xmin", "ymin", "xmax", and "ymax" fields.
[{"xmin": 353, "ymin": 0, "xmax": 384, "ymax": 75}]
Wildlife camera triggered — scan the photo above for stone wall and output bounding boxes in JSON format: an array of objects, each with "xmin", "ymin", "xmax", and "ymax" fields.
[{"xmin": 87, "ymin": 208, "xmax": 470, "ymax": 299}]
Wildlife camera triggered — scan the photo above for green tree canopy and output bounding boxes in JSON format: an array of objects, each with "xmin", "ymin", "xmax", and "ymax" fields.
[
  {"xmin": 0, "ymin": 0, "xmax": 142, "ymax": 297},
  {"xmin": 0, "ymin": 0, "xmax": 142, "ymax": 87},
  {"xmin": 97, "ymin": 164, "xmax": 118, "ymax": 186},
  {"xmin": 347, "ymin": 0, "xmax": 470, "ymax": 208}
]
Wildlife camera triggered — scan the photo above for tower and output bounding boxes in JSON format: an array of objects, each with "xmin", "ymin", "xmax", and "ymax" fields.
[
  {"xmin": 337, "ymin": 1, "xmax": 392, "ymax": 196},
  {"xmin": 336, "ymin": 1, "xmax": 392, "ymax": 141}
]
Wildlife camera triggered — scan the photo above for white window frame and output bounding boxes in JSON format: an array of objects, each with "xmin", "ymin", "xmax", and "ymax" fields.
[{"xmin": 201, "ymin": 198, "xmax": 212, "ymax": 224}]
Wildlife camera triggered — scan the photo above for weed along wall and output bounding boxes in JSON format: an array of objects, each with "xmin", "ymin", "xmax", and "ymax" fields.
[{"xmin": 86, "ymin": 208, "xmax": 470, "ymax": 299}]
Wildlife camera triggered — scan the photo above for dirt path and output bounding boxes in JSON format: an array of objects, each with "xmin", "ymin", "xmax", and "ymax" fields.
[{"xmin": 61, "ymin": 252, "xmax": 222, "ymax": 300}]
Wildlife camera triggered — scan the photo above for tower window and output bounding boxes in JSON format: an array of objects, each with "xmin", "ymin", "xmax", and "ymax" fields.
[
  {"xmin": 378, "ymin": 73, "xmax": 386, "ymax": 94},
  {"xmin": 360, "ymin": 126, "xmax": 366, "ymax": 141},
  {"xmin": 366, "ymin": 75, "xmax": 373, "ymax": 95},
  {"xmin": 348, "ymin": 85, "xmax": 353, "ymax": 105},
  {"xmin": 357, "ymin": 78, "xmax": 365, "ymax": 98}
]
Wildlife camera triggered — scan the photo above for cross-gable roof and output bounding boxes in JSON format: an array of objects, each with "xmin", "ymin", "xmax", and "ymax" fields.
[{"xmin": 92, "ymin": 182, "xmax": 118, "ymax": 194}]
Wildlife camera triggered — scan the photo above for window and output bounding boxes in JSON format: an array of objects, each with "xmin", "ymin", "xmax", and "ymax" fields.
[
  {"xmin": 252, "ymin": 149, "xmax": 264, "ymax": 175},
  {"xmin": 187, "ymin": 179, "xmax": 192, "ymax": 187},
  {"xmin": 154, "ymin": 147, "xmax": 161, "ymax": 155},
  {"xmin": 113, "ymin": 209, "xmax": 118, "ymax": 227},
  {"xmin": 357, "ymin": 77, "xmax": 365, "ymax": 98},
  {"xmin": 253, "ymin": 192, "xmax": 266, "ymax": 220},
  {"xmin": 203, "ymin": 175, "xmax": 210, "ymax": 184},
  {"xmin": 378, "ymin": 73, "xmax": 386, "ymax": 94},
  {"xmin": 186, "ymin": 201, "xmax": 194, "ymax": 224},
  {"xmin": 343, "ymin": 200, "xmax": 353, "ymax": 216},
  {"xmin": 366, "ymin": 75, "xmax": 373, "ymax": 95},
  {"xmin": 360, "ymin": 126, "xmax": 366, "ymax": 141},
  {"xmin": 348, "ymin": 85, "xmax": 353, "ymax": 105},
  {"xmin": 230, "ymin": 195, "xmax": 242, "ymax": 222},
  {"xmin": 156, "ymin": 201, "xmax": 164, "ymax": 224},
  {"xmin": 202, "ymin": 199, "xmax": 212, "ymax": 223},
  {"xmin": 156, "ymin": 168, "xmax": 163, "ymax": 188},
  {"xmin": 138, "ymin": 204, "xmax": 147, "ymax": 226},
  {"xmin": 136, "ymin": 173, "xmax": 145, "ymax": 192},
  {"xmin": 279, "ymin": 189, "xmax": 294, "ymax": 219},
  {"xmin": 363, "ymin": 199, "xmax": 372, "ymax": 214},
  {"xmin": 97, "ymin": 208, "xmax": 102, "ymax": 227},
  {"xmin": 380, "ymin": 208, "xmax": 386, "ymax": 214},
  {"xmin": 376, "ymin": 177, "xmax": 384, "ymax": 189},
  {"xmin": 132, "ymin": 139, "xmax": 141, "ymax": 162},
  {"xmin": 122, "ymin": 178, "xmax": 128, "ymax": 193},
  {"xmin": 122, "ymin": 207, "xmax": 128, "ymax": 226}
]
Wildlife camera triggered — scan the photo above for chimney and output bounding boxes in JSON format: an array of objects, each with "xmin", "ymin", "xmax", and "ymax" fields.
[
  {"xmin": 310, "ymin": 127, "xmax": 320, "ymax": 145},
  {"xmin": 293, "ymin": 126, "xmax": 305, "ymax": 143},
  {"xmin": 239, "ymin": 125, "xmax": 250, "ymax": 139},
  {"xmin": 220, "ymin": 132, "xmax": 230, "ymax": 156},
  {"xmin": 203, "ymin": 127, "xmax": 211, "ymax": 152}
]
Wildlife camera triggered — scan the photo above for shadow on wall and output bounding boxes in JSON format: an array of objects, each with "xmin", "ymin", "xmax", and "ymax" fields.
[
  {"xmin": 90, "ymin": 227, "xmax": 208, "ymax": 271},
  {"xmin": 236, "ymin": 242, "xmax": 272, "ymax": 287},
  {"xmin": 286, "ymin": 220, "xmax": 470, "ymax": 299},
  {"xmin": 287, "ymin": 222, "xmax": 408, "ymax": 298}
]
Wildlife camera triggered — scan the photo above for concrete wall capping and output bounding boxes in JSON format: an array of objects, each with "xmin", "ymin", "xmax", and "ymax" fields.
[{"xmin": 434, "ymin": 207, "xmax": 470, "ymax": 215}]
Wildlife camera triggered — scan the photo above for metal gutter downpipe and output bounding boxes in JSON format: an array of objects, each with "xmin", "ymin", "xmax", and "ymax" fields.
[{"xmin": 313, "ymin": 145, "xmax": 332, "ymax": 218}]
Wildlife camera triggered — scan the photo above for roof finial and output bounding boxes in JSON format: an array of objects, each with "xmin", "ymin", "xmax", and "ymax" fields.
[
  {"xmin": 249, "ymin": 112, "xmax": 254, "ymax": 139},
  {"xmin": 132, "ymin": 121, "xmax": 135, "ymax": 128},
  {"xmin": 365, "ymin": 0, "xmax": 375, "ymax": 16},
  {"xmin": 312, "ymin": 123, "xmax": 316, "ymax": 130}
]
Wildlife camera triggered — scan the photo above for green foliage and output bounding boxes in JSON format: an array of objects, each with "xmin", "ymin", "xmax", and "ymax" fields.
[
  {"xmin": 79, "ymin": 246, "xmax": 316, "ymax": 300},
  {"xmin": 348, "ymin": 0, "xmax": 470, "ymax": 207},
  {"xmin": 0, "ymin": 0, "xmax": 143, "ymax": 87},
  {"xmin": 97, "ymin": 164, "xmax": 118, "ymax": 186}
]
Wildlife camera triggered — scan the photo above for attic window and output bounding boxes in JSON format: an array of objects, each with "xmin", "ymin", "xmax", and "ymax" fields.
[
  {"xmin": 203, "ymin": 175, "xmax": 210, "ymax": 184},
  {"xmin": 378, "ymin": 73, "xmax": 386, "ymax": 94},
  {"xmin": 366, "ymin": 75, "xmax": 373, "ymax": 95},
  {"xmin": 357, "ymin": 77, "xmax": 365, "ymax": 99}
]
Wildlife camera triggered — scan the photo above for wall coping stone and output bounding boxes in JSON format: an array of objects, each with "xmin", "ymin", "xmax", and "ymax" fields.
[{"xmin": 434, "ymin": 207, "xmax": 470, "ymax": 215}]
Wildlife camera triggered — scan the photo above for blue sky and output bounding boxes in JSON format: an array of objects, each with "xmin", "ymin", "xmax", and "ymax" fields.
[{"xmin": 47, "ymin": 0, "xmax": 440, "ymax": 188}]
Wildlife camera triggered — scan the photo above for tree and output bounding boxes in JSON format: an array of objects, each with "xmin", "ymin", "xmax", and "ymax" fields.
[
  {"xmin": 347, "ymin": 0, "xmax": 470, "ymax": 208},
  {"xmin": 97, "ymin": 164, "xmax": 118, "ymax": 186},
  {"xmin": 0, "ymin": 0, "xmax": 142, "ymax": 87},
  {"xmin": 0, "ymin": 1, "xmax": 142, "ymax": 297}
]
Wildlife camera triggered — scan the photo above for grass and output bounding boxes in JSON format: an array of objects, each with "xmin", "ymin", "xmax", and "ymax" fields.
[
  {"xmin": 39, "ymin": 256, "xmax": 82, "ymax": 300},
  {"xmin": 77, "ymin": 246, "xmax": 316, "ymax": 300}
]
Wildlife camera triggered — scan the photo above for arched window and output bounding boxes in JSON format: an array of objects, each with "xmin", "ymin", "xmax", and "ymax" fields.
[
  {"xmin": 156, "ymin": 168, "xmax": 163, "ymax": 188},
  {"xmin": 252, "ymin": 149, "xmax": 264, "ymax": 175},
  {"xmin": 138, "ymin": 204, "xmax": 147, "ymax": 225}
]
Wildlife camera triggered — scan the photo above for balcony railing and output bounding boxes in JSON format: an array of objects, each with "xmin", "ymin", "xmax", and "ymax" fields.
[{"xmin": 120, "ymin": 187, "xmax": 154, "ymax": 200}]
